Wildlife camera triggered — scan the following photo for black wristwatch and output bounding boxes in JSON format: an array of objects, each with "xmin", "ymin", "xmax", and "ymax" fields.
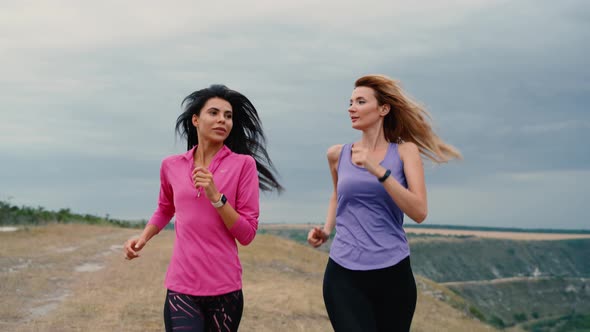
[{"xmin": 378, "ymin": 169, "xmax": 391, "ymax": 182}]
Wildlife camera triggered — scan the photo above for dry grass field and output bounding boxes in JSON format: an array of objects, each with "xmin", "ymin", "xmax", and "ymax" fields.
[
  {"xmin": 404, "ymin": 228, "xmax": 590, "ymax": 241},
  {"xmin": 1, "ymin": 223, "xmax": 497, "ymax": 331}
]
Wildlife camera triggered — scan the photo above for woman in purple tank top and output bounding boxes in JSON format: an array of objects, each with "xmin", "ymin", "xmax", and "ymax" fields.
[{"xmin": 307, "ymin": 74, "xmax": 462, "ymax": 332}]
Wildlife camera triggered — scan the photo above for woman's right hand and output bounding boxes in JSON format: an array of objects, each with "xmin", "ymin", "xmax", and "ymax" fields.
[
  {"xmin": 124, "ymin": 237, "xmax": 147, "ymax": 260},
  {"xmin": 307, "ymin": 227, "xmax": 329, "ymax": 248}
]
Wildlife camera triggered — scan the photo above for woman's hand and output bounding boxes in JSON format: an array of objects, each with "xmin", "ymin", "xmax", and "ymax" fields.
[
  {"xmin": 307, "ymin": 227, "xmax": 329, "ymax": 248},
  {"xmin": 351, "ymin": 145, "xmax": 380, "ymax": 176},
  {"xmin": 124, "ymin": 237, "xmax": 147, "ymax": 260},
  {"xmin": 192, "ymin": 167, "xmax": 221, "ymax": 202}
]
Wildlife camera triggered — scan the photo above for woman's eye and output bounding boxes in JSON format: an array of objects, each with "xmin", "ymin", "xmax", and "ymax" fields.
[{"xmin": 358, "ymin": 100, "xmax": 365, "ymax": 104}]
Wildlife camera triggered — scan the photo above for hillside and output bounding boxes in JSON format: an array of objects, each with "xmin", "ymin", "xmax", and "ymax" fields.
[
  {"xmin": 259, "ymin": 225, "xmax": 590, "ymax": 331},
  {"xmin": 409, "ymin": 237, "xmax": 590, "ymax": 329},
  {"xmin": 410, "ymin": 238, "xmax": 590, "ymax": 282},
  {"xmin": 0, "ymin": 223, "xmax": 494, "ymax": 332}
]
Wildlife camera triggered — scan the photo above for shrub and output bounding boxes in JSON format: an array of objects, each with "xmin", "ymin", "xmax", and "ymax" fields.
[
  {"xmin": 513, "ymin": 312, "xmax": 527, "ymax": 322},
  {"xmin": 469, "ymin": 306, "xmax": 486, "ymax": 321},
  {"xmin": 488, "ymin": 315, "xmax": 505, "ymax": 328}
]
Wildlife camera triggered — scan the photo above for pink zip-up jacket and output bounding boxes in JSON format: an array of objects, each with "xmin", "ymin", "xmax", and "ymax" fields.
[{"xmin": 148, "ymin": 145, "xmax": 259, "ymax": 296}]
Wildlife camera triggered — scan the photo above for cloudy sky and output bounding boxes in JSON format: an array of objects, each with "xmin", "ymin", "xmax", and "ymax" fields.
[{"xmin": 1, "ymin": 0, "xmax": 588, "ymax": 229}]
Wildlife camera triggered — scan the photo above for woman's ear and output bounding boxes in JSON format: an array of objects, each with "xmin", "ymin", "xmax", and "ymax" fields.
[
  {"xmin": 380, "ymin": 104, "xmax": 391, "ymax": 117},
  {"xmin": 192, "ymin": 114, "xmax": 199, "ymax": 128}
]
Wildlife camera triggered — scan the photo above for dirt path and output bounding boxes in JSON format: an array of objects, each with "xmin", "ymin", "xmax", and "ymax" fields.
[{"xmin": 0, "ymin": 224, "xmax": 139, "ymax": 331}]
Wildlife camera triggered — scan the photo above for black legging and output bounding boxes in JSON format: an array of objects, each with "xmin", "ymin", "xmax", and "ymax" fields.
[
  {"xmin": 163, "ymin": 289, "xmax": 243, "ymax": 332},
  {"xmin": 323, "ymin": 256, "xmax": 417, "ymax": 332}
]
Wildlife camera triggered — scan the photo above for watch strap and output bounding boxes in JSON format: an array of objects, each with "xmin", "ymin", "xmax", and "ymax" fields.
[{"xmin": 212, "ymin": 194, "xmax": 227, "ymax": 208}]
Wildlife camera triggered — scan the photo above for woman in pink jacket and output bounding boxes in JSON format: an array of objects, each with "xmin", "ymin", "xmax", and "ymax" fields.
[{"xmin": 124, "ymin": 84, "xmax": 282, "ymax": 332}]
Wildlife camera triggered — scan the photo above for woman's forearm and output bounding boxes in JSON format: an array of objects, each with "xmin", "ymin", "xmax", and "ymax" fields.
[
  {"xmin": 215, "ymin": 201, "xmax": 241, "ymax": 229},
  {"xmin": 323, "ymin": 192, "xmax": 338, "ymax": 235},
  {"xmin": 140, "ymin": 224, "xmax": 160, "ymax": 243},
  {"xmin": 374, "ymin": 165, "xmax": 427, "ymax": 223}
]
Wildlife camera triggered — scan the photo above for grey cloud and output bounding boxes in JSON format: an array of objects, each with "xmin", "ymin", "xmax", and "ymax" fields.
[{"xmin": 1, "ymin": 0, "xmax": 588, "ymax": 229}]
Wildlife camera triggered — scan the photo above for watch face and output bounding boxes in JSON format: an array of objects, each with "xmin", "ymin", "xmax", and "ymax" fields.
[{"xmin": 221, "ymin": 194, "xmax": 227, "ymax": 204}]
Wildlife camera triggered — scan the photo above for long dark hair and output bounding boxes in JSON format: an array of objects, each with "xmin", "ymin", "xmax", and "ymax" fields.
[{"xmin": 176, "ymin": 84, "xmax": 283, "ymax": 193}]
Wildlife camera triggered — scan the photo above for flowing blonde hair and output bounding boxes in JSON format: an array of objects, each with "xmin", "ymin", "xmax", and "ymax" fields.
[{"xmin": 355, "ymin": 74, "xmax": 462, "ymax": 163}]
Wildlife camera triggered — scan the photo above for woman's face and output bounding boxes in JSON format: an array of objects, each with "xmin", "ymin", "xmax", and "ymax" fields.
[
  {"xmin": 348, "ymin": 86, "xmax": 387, "ymax": 131},
  {"xmin": 192, "ymin": 97, "xmax": 233, "ymax": 144}
]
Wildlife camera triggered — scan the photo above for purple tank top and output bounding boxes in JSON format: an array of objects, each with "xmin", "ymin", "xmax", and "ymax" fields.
[{"xmin": 329, "ymin": 143, "xmax": 410, "ymax": 270}]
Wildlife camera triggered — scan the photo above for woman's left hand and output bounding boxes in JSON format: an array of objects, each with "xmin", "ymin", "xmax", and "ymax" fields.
[{"xmin": 192, "ymin": 167, "xmax": 221, "ymax": 202}]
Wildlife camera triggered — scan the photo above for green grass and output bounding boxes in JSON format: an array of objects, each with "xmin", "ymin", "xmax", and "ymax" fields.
[
  {"xmin": 258, "ymin": 229, "xmax": 335, "ymax": 244},
  {"xmin": 523, "ymin": 313, "xmax": 590, "ymax": 332},
  {"xmin": 410, "ymin": 238, "xmax": 590, "ymax": 282},
  {"xmin": 263, "ymin": 225, "xmax": 590, "ymax": 331},
  {"xmin": 0, "ymin": 199, "xmax": 145, "ymax": 229},
  {"xmin": 5, "ymin": 201, "xmax": 590, "ymax": 331}
]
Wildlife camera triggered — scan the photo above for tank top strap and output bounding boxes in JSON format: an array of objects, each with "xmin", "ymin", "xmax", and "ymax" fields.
[
  {"xmin": 337, "ymin": 143, "xmax": 353, "ymax": 173},
  {"xmin": 381, "ymin": 143, "xmax": 397, "ymax": 169}
]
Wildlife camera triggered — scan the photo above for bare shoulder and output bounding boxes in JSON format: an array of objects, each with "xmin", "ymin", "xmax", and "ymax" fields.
[
  {"xmin": 398, "ymin": 141, "xmax": 420, "ymax": 161},
  {"xmin": 326, "ymin": 144, "xmax": 343, "ymax": 164}
]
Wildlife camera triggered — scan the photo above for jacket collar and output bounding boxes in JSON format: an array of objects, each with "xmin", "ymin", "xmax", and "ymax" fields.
[{"xmin": 183, "ymin": 145, "xmax": 232, "ymax": 173}]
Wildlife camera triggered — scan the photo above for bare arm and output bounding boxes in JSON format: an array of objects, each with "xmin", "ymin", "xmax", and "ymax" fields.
[
  {"xmin": 125, "ymin": 160, "xmax": 174, "ymax": 260},
  {"xmin": 124, "ymin": 224, "xmax": 159, "ymax": 260},
  {"xmin": 215, "ymin": 199, "xmax": 240, "ymax": 228},
  {"xmin": 323, "ymin": 144, "xmax": 341, "ymax": 234},
  {"xmin": 308, "ymin": 144, "xmax": 342, "ymax": 247},
  {"xmin": 372, "ymin": 142, "xmax": 428, "ymax": 223}
]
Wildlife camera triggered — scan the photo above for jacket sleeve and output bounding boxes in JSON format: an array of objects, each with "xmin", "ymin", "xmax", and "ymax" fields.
[
  {"xmin": 147, "ymin": 159, "xmax": 175, "ymax": 231},
  {"xmin": 229, "ymin": 156, "xmax": 260, "ymax": 245}
]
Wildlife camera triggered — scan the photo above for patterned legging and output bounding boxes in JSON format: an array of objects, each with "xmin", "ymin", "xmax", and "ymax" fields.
[{"xmin": 164, "ymin": 289, "xmax": 243, "ymax": 332}]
